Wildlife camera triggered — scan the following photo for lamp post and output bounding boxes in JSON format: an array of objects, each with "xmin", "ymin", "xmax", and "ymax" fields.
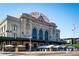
[
  {"xmin": 28, "ymin": 36, "xmax": 32, "ymax": 55},
  {"xmin": 29, "ymin": 37, "xmax": 32, "ymax": 51}
]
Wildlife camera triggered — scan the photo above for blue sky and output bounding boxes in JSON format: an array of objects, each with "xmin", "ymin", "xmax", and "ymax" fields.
[{"xmin": 0, "ymin": 3, "xmax": 79, "ymax": 38}]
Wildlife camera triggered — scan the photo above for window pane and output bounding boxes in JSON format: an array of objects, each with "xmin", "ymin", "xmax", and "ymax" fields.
[
  {"xmin": 39, "ymin": 29, "xmax": 43, "ymax": 40},
  {"xmin": 45, "ymin": 31, "xmax": 48, "ymax": 40},
  {"xmin": 32, "ymin": 28, "xmax": 37, "ymax": 39}
]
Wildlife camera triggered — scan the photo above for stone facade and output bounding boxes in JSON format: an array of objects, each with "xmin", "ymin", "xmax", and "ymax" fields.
[{"xmin": 0, "ymin": 12, "xmax": 60, "ymax": 41}]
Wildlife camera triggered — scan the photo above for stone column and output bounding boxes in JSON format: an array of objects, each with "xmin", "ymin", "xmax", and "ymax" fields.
[
  {"xmin": 20, "ymin": 19, "xmax": 22, "ymax": 38},
  {"xmin": 29, "ymin": 20, "xmax": 32, "ymax": 38},
  {"xmin": 20, "ymin": 18, "xmax": 24, "ymax": 38},
  {"xmin": 26, "ymin": 20, "xmax": 32, "ymax": 38},
  {"xmin": 20, "ymin": 18, "xmax": 27, "ymax": 38},
  {"xmin": 53, "ymin": 27, "xmax": 56, "ymax": 41},
  {"xmin": 23, "ymin": 19, "xmax": 27, "ymax": 37},
  {"xmin": 50, "ymin": 27, "xmax": 53, "ymax": 40}
]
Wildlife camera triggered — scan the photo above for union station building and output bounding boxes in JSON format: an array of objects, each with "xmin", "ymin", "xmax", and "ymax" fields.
[{"xmin": 0, "ymin": 12, "xmax": 62, "ymax": 50}]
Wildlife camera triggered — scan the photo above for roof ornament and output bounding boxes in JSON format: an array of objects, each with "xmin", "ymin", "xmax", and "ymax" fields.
[{"xmin": 30, "ymin": 12, "xmax": 50, "ymax": 23}]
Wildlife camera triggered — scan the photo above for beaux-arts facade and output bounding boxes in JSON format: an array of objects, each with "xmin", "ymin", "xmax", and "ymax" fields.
[{"xmin": 0, "ymin": 12, "xmax": 60, "ymax": 49}]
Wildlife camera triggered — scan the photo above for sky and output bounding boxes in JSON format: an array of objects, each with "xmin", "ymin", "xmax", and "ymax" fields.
[{"xmin": 0, "ymin": 3, "xmax": 79, "ymax": 38}]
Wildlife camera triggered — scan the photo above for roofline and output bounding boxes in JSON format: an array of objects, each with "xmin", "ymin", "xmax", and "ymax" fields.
[
  {"xmin": 0, "ymin": 37, "xmax": 65, "ymax": 44},
  {"xmin": 0, "ymin": 15, "xmax": 12, "ymax": 25},
  {"xmin": 0, "ymin": 18, "xmax": 7, "ymax": 25},
  {"xmin": 21, "ymin": 13, "xmax": 57, "ymax": 27},
  {"xmin": 0, "ymin": 15, "xmax": 19, "ymax": 25},
  {"xmin": 61, "ymin": 38, "xmax": 79, "ymax": 40}
]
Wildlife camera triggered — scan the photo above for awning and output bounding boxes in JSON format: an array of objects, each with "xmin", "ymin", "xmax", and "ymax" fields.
[
  {"xmin": 52, "ymin": 45, "xmax": 60, "ymax": 48},
  {"xmin": 37, "ymin": 45, "xmax": 49, "ymax": 49},
  {"xmin": 4, "ymin": 45, "xmax": 14, "ymax": 47},
  {"xmin": 65, "ymin": 46, "xmax": 75, "ymax": 49},
  {"xmin": 17, "ymin": 45, "xmax": 25, "ymax": 47},
  {"xmin": 58, "ymin": 45, "xmax": 66, "ymax": 48},
  {"xmin": 0, "ymin": 37, "xmax": 65, "ymax": 44},
  {"xmin": 37, "ymin": 45, "xmax": 57, "ymax": 49}
]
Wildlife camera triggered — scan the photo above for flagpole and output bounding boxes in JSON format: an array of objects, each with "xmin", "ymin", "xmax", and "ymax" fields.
[
  {"xmin": 73, "ymin": 24, "xmax": 75, "ymax": 38},
  {"xmin": 72, "ymin": 24, "xmax": 76, "ymax": 44},
  {"xmin": 73, "ymin": 29, "xmax": 75, "ymax": 38}
]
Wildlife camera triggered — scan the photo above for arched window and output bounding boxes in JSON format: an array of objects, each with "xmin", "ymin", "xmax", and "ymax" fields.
[
  {"xmin": 45, "ymin": 31, "xmax": 48, "ymax": 40},
  {"xmin": 39, "ymin": 29, "xmax": 43, "ymax": 40},
  {"xmin": 32, "ymin": 28, "xmax": 37, "ymax": 39}
]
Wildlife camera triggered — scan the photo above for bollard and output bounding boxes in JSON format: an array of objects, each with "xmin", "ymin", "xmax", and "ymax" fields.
[{"xmin": 15, "ymin": 47, "xmax": 19, "ymax": 55}]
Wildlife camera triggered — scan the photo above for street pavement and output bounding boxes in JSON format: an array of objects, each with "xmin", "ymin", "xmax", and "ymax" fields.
[{"xmin": 0, "ymin": 51, "xmax": 79, "ymax": 56}]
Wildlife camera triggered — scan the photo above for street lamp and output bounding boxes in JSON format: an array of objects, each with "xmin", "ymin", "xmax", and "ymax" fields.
[
  {"xmin": 25, "ymin": 35, "xmax": 32, "ymax": 55},
  {"xmin": 29, "ymin": 36, "xmax": 32, "ymax": 52}
]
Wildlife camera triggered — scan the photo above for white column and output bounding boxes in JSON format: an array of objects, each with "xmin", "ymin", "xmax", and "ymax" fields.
[
  {"xmin": 23, "ymin": 19, "xmax": 27, "ymax": 37},
  {"xmin": 20, "ymin": 18, "xmax": 24, "ymax": 38},
  {"xmin": 29, "ymin": 20, "xmax": 32, "ymax": 38},
  {"xmin": 26, "ymin": 20, "xmax": 32, "ymax": 38}
]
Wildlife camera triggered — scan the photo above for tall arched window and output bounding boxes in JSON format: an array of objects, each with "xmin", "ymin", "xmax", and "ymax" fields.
[
  {"xmin": 32, "ymin": 28, "xmax": 37, "ymax": 39},
  {"xmin": 45, "ymin": 31, "xmax": 48, "ymax": 40},
  {"xmin": 39, "ymin": 29, "xmax": 43, "ymax": 40}
]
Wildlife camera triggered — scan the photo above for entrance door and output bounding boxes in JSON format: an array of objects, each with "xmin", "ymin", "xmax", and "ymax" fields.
[
  {"xmin": 34, "ymin": 44, "xmax": 37, "ymax": 48},
  {"xmin": 25, "ymin": 43, "xmax": 29, "ymax": 51},
  {"xmin": 33, "ymin": 44, "xmax": 37, "ymax": 51}
]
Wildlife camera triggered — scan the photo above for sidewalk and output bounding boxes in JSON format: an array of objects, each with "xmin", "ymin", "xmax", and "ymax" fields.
[{"xmin": 0, "ymin": 51, "xmax": 79, "ymax": 56}]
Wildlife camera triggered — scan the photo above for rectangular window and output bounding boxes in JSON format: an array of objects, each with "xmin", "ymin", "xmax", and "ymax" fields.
[
  {"xmin": 4, "ymin": 25, "xmax": 6, "ymax": 32},
  {"xmin": 12, "ymin": 24, "xmax": 17, "ymax": 31},
  {"xmin": 2, "ymin": 27, "xmax": 3, "ymax": 32},
  {"xmin": 56, "ymin": 33, "xmax": 59, "ymax": 38}
]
